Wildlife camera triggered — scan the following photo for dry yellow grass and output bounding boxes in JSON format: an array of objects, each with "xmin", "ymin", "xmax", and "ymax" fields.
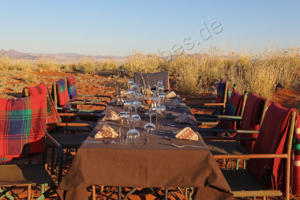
[{"xmin": 0, "ymin": 48, "xmax": 299, "ymax": 98}]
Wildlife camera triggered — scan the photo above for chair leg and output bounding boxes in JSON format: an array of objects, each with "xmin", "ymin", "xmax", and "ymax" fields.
[
  {"xmin": 165, "ymin": 187, "xmax": 168, "ymax": 200},
  {"xmin": 123, "ymin": 187, "xmax": 138, "ymax": 199},
  {"xmin": 92, "ymin": 185, "xmax": 96, "ymax": 200},
  {"xmin": 235, "ymin": 159, "xmax": 240, "ymax": 170},
  {"xmin": 27, "ymin": 185, "xmax": 32, "ymax": 200},
  {"xmin": 188, "ymin": 187, "xmax": 194, "ymax": 200},
  {"xmin": 0, "ymin": 187, "xmax": 14, "ymax": 200},
  {"xmin": 118, "ymin": 187, "xmax": 121, "ymax": 200}
]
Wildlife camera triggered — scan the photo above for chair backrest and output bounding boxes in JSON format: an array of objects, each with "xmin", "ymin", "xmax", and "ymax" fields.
[
  {"xmin": 0, "ymin": 94, "xmax": 47, "ymax": 162},
  {"xmin": 219, "ymin": 89, "xmax": 247, "ymax": 132},
  {"xmin": 134, "ymin": 71, "xmax": 169, "ymax": 90},
  {"xmin": 247, "ymin": 102, "xmax": 297, "ymax": 192},
  {"xmin": 52, "ymin": 79, "xmax": 71, "ymax": 109},
  {"xmin": 22, "ymin": 82, "xmax": 61, "ymax": 125},
  {"xmin": 66, "ymin": 76, "xmax": 77, "ymax": 99},
  {"xmin": 216, "ymin": 80, "xmax": 229, "ymax": 104},
  {"xmin": 239, "ymin": 93, "xmax": 269, "ymax": 152}
]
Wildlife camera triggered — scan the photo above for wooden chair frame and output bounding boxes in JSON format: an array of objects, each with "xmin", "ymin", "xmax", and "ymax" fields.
[{"xmin": 213, "ymin": 111, "xmax": 296, "ymax": 199}]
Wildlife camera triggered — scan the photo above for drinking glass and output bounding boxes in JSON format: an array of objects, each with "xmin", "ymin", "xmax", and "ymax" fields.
[
  {"xmin": 119, "ymin": 112, "xmax": 130, "ymax": 143},
  {"xmin": 126, "ymin": 114, "xmax": 141, "ymax": 143}
]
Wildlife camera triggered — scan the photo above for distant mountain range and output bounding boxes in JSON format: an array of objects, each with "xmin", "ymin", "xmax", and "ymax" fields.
[{"xmin": 0, "ymin": 49, "xmax": 124, "ymax": 63}]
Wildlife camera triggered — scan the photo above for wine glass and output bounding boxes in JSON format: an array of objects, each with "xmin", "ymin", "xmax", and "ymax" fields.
[
  {"xmin": 126, "ymin": 114, "xmax": 141, "ymax": 144},
  {"xmin": 132, "ymin": 100, "xmax": 141, "ymax": 114},
  {"xmin": 144, "ymin": 101, "xmax": 157, "ymax": 133},
  {"xmin": 144, "ymin": 109, "xmax": 156, "ymax": 133},
  {"xmin": 123, "ymin": 100, "xmax": 132, "ymax": 113},
  {"xmin": 119, "ymin": 111, "xmax": 130, "ymax": 143}
]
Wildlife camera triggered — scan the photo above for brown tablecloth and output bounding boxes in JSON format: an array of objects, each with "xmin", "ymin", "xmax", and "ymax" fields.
[{"xmin": 58, "ymin": 97, "xmax": 232, "ymax": 200}]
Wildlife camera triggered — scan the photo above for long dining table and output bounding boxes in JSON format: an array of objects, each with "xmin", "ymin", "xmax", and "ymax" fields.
[{"xmin": 58, "ymin": 94, "xmax": 232, "ymax": 200}]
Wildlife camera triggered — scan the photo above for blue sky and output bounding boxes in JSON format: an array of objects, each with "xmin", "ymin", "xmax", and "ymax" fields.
[{"xmin": 0, "ymin": 0, "xmax": 299, "ymax": 56}]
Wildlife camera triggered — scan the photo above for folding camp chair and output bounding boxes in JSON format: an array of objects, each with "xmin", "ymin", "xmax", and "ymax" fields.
[
  {"xmin": 196, "ymin": 89, "xmax": 248, "ymax": 136},
  {"xmin": 189, "ymin": 80, "xmax": 230, "ymax": 115},
  {"xmin": 201, "ymin": 93, "xmax": 268, "ymax": 170},
  {"xmin": 213, "ymin": 102, "xmax": 298, "ymax": 199},
  {"xmin": 22, "ymin": 82, "xmax": 95, "ymax": 132},
  {"xmin": 52, "ymin": 78, "xmax": 107, "ymax": 114},
  {"xmin": 23, "ymin": 83, "xmax": 96, "ymax": 177},
  {"xmin": 134, "ymin": 71, "xmax": 170, "ymax": 90},
  {"xmin": 0, "ymin": 94, "xmax": 62, "ymax": 200},
  {"xmin": 65, "ymin": 76, "xmax": 112, "ymax": 104},
  {"xmin": 199, "ymin": 93, "xmax": 267, "ymax": 139}
]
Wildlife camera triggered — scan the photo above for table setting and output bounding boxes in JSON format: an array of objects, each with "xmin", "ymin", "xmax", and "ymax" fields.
[{"xmin": 58, "ymin": 79, "xmax": 232, "ymax": 200}]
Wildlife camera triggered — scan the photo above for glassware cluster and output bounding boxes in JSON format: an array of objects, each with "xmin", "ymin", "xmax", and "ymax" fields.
[{"xmin": 119, "ymin": 79, "xmax": 167, "ymax": 144}]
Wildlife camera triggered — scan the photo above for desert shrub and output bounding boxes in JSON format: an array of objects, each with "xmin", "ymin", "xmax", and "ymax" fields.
[
  {"xmin": 71, "ymin": 57, "xmax": 100, "ymax": 74},
  {"xmin": 166, "ymin": 49, "xmax": 300, "ymax": 98},
  {"xmin": 0, "ymin": 56, "xmax": 33, "ymax": 71},
  {"xmin": 35, "ymin": 59, "xmax": 61, "ymax": 72},
  {"xmin": 22, "ymin": 73, "xmax": 38, "ymax": 83},
  {"xmin": 0, "ymin": 56, "xmax": 11, "ymax": 70},
  {"xmin": 9, "ymin": 59, "xmax": 32, "ymax": 71},
  {"xmin": 122, "ymin": 54, "xmax": 166, "ymax": 76},
  {"xmin": 100, "ymin": 59, "xmax": 119, "ymax": 72}
]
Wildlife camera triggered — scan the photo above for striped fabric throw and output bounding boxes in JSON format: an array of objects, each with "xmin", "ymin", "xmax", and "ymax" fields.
[
  {"xmin": 66, "ymin": 76, "xmax": 77, "ymax": 99},
  {"xmin": 22, "ymin": 82, "xmax": 61, "ymax": 125},
  {"xmin": 0, "ymin": 94, "xmax": 47, "ymax": 162},
  {"xmin": 292, "ymin": 112, "xmax": 300, "ymax": 194},
  {"xmin": 54, "ymin": 79, "xmax": 71, "ymax": 109}
]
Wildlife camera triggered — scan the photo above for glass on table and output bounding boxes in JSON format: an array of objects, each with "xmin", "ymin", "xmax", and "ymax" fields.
[
  {"xmin": 126, "ymin": 114, "xmax": 141, "ymax": 144},
  {"xmin": 119, "ymin": 111, "xmax": 130, "ymax": 144},
  {"xmin": 123, "ymin": 100, "xmax": 132, "ymax": 113},
  {"xmin": 157, "ymin": 80, "xmax": 163, "ymax": 87}
]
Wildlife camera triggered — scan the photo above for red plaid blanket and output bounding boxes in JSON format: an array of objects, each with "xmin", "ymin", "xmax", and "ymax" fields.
[
  {"xmin": 247, "ymin": 102, "xmax": 300, "ymax": 193},
  {"xmin": 53, "ymin": 79, "xmax": 71, "ymax": 109},
  {"xmin": 0, "ymin": 94, "xmax": 47, "ymax": 162},
  {"xmin": 22, "ymin": 82, "xmax": 60, "ymax": 125},
  {"xmin": 240, "ymin": 93, "xmax": 268, "ymax": 152},
  {"xmin": 66, "ymin": 76, "xmax": 77, "ymax": 99}
]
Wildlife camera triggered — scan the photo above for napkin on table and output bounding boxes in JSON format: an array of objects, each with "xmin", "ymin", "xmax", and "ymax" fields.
[
  {"xmin": 94, "ymin": 124, "xmax": 119, "ymax": 139},
  {"xmin": 175, "ymin": 127, "xmax": 199, "ymax": 141},
  {"xmin": 166, "ymin": 91, "xmax": 177, "ymax": 99},
  {"xmin": 103, "ymin": 110, "xmax": 120, "ymax": 121}
]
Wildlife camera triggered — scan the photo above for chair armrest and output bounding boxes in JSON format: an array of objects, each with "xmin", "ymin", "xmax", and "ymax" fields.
[
  {"xmin": 216, "ymin": 115, "xmax": 242, "ymax": 120},
  {"xmin": 69, "ymin": 101, "xmax": 107, "ymax": 107},
  {"xmin": 236, "ymin": 130, "xmax": 259, "ymax": 134},
  {"xmin": 70, "ymin": 98, "xmax": 109, "ymax": 104},
  {"xmin": 199, "ymin": 128, "xmax": 259, "ymax": 134},
  {"xmin": 204, "ymin": 102, "xmax": 225, "ymax": 107},
  {"xmin": 56, "ymin": 122, "xmax": 91, "ymax": 127}
]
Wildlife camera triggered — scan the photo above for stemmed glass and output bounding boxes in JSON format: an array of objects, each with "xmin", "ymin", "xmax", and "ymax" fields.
[
  {"xmin": 144, "ymin": 102, "xmax": 157, "ymax": 134},
  {"xmin": 126, "ymin": 114, "xmax": 141, "ymax": 143},
  {"xmin": 119, "ymin": 111, "xmax": 130, "ymax": 143}
]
